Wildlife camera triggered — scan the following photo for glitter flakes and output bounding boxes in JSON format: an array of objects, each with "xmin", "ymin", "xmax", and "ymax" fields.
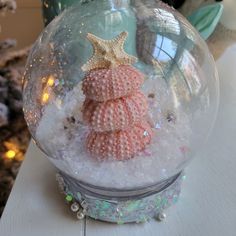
[
  {"xmin": 155, "ymin": 122, "xmax": 161, "ymax": 129},
  {"xmin": 155, "ymin": 196, "xmax": 162, "ymax": 207},
  {"xmin": 80, "ymin": 200, "xmax": 88, "ymax": 210},
  {"xmin": 100, "ymin": 201, "xmax": 111, "ymax": 210},
  {"xmin": 57, "ymin": 172, "xmax": 184, "ymax": 223},
  {"xmin": 173, "ymin": 195, "xmax": 179, "ymax": 204},
  {"xmin": 143, "ymin": 149, "xmax": 152, "ymax": 157},
  {"xmin": 126, "ymin": 200, "xmax": 141, "ymax": 212},
  {"xmin": 181, "ymin": 175, "xmax": 187, "ymax": 181},
  {"xmin": 117, "ymin": 220, "xmax": 125, "ymax": 225},
  {"xmin": 56, "ymin": 173, "xmax": 65, "ymax": 192},
  {"xmin": 77, "ymin": 192, "xmax": 82, "ymax": 200},
  {"xmin": 166, "ymin": 111, "xmax": 176, "ymax": 123},
  {"xmin": 65, "ymin": 194, "xmax": 73, "ymax": 202}
]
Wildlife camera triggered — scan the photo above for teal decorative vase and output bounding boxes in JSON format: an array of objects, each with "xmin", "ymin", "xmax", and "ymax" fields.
[{"xmin": 188, "ymin": 3, "xmax": 223, "ymax": 40}]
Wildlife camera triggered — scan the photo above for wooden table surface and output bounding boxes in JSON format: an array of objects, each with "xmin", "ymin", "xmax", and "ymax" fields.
[{"xmin": 1, "ymin": 44, "xmax": 236, "ymax": 236}]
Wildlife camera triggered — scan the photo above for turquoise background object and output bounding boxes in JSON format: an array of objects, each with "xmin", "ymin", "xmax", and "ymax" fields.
[
  {"xmin": 42, "ymin": 1, "xmax": 223, "ymax": 42},
  {"xmin": 188, "ymin": 3, "xmax": 223, "ymax": 40},
  {"xmin": 42, "ymin": 0, "xmax": 77, "ymax": 25}
]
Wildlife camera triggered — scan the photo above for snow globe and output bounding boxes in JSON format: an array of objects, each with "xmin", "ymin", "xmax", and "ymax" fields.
[{"xmin": 23, "ymin": 0, "xmax": 219, "ymax": 223}]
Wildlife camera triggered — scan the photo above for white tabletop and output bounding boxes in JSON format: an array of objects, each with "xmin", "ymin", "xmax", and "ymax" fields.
[{"xmin": 1, "ymin": 45, "xmax": 236, "ymax": 236}]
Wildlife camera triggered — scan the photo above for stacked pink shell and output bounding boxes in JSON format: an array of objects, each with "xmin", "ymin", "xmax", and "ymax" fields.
[{"xmin": 81, "ymin": 31, "xmax": 152, "ymax": 161}]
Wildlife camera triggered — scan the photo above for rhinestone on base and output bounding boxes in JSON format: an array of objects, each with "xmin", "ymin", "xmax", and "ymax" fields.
[
  {"xmin": 77, "ymin": 210, "xmax": 85, "ymax": 220},
  {"xmin": 71, "ymin": 202, "xmax": 80, "ymax": 212},
  {"xmin": 156, "ymin": 212, "xmax": 167, "ymax": 222}
]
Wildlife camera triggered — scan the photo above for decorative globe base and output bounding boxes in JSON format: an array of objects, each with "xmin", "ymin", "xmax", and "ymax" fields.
[{"xmin": 56, "ymin": 172, "xmax": 185, "ymax": 224}]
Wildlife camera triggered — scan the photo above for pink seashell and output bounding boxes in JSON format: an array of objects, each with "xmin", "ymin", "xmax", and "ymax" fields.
[
  {"xmin": 82, "ymin": 65, "xmax": 144, "ymax": 102},
  {"xmin": 86, "ymin": 121, "xmax": 153, "ymax": 161},
  {"xmin": 83, "ymin": 91, "xmax": 148, "ymax": 132}
]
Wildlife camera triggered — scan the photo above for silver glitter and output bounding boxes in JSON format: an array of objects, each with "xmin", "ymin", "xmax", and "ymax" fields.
[
  {"xmin": 155, "ymin": 123, "xmax": 161, "ymax": 129},
  {"xmin": 166, "ymin": 111, "xmax": 176, "ymax": 123},
  {"xmin": 81, "ymin": 200, "xmax": 88, "ymax": 210}
]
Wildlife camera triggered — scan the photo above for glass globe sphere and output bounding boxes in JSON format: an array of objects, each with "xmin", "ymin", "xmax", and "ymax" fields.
[{"xmin": 23, "ymin": 0, "xmax": 219, "ymax": 190}]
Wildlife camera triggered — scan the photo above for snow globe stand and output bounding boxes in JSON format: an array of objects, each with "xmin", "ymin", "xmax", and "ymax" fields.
[{"xmin": 56, "ymin": 171, "xmax": 185, "ymax": 223}]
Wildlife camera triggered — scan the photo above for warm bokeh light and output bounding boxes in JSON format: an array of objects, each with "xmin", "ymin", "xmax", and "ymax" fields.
[
  {"xmin": 42, "ymin": 92, "xmax": 50, "ymax": 104},
  {"xmin": 41, "ymin": 75, "xmax": 55, "ymax": 105},
  {"xmin": 47, "ymin": 75, "xmax": 55, "ymax": 86},
  {"xmin": 4, "ymin": 141, "xmax": 24, "ymax": 161},
  {"xmin": 5, "ymin": 150, "xmax": 16, "ymax": 159}
]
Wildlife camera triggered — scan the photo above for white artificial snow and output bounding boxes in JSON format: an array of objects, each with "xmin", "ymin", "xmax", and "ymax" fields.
[{"xmin": 36, "ymin": 78, "xmax": 192, "ymax": 189}]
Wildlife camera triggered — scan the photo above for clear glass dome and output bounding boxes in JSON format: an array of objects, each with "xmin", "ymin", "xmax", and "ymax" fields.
[{"xmin": 23, "ymin": 0, "xmax": 219, "ymax": 189}]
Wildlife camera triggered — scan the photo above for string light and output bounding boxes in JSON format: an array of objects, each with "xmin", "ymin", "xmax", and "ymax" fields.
[
  {"xmin": 47, "ymin": 75, "xmax": 55, "ymax": 86},
  {"xmin": 42, "ymin": 92, "xmax": 50, "ymax": 104},
  {"xmin": 41, "ymin": 75, "xmax": 55, "ymax": 105},
  {"xmin": 3, "ymin": 141, "xmax": 24, "ymax": 161},
  {"xmin": 5, "ymin": 150, "xmax": 16, "ymax": 159}
]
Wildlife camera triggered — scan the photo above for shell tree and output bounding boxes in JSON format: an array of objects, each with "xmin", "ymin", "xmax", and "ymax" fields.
[{"xmin": 82, "ymin": 31, "xmax": 153, "ymax": 160}]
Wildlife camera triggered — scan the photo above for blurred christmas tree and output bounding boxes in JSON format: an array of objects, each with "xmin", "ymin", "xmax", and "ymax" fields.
[{"xmin": 0, "ymin": 0, "xmax": 30, "ymax": 216}]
